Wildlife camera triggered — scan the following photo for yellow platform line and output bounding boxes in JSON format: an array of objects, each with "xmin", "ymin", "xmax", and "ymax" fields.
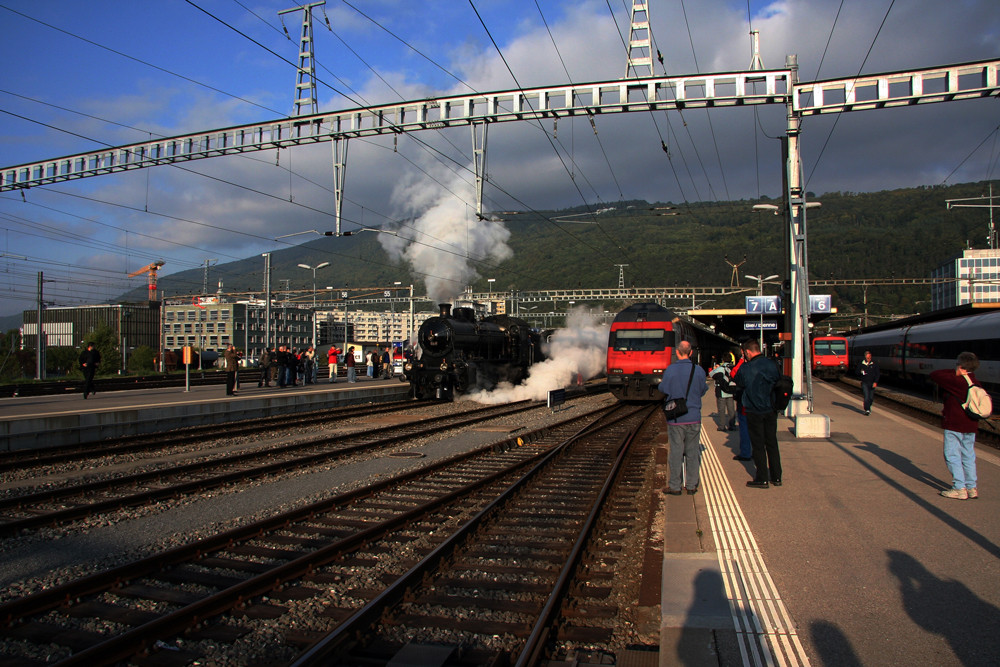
[{"xmin": 700, "ymin": 426, "xmax": 811, "ymax": 667}]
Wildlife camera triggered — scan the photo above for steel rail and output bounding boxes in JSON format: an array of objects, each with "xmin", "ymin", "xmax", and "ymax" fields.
[
  {"xmin": 0, "ymin": 404, "xmax": 614, "ymax": 665},
  {"xmin": 0, "ymin": 400, "xmax": 537, "ymax": 536},
  {"xmin": 290, "ymin": 402, "xmax": 651, "ymax": 666}
]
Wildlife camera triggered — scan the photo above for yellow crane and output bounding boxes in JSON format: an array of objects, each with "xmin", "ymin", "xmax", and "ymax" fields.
[{"xmin": 128, "ymin": 260, "xmax": 165, "ymax": 301}]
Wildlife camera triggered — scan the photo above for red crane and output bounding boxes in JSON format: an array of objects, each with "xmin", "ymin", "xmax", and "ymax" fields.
[{"xmin": 128, "ymin": 260, "xmax": 165, "ymax": 301}]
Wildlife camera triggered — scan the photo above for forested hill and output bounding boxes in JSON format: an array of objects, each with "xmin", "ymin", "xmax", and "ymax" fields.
[{"xmin": 114, "ymin": 180, "xmax": 993, "ymax": 319}]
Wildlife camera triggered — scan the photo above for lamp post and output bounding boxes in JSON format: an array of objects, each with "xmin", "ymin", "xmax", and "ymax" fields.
[
  {"xmin": 486, "ymin": 278, "xmax": 495, "ymax": 314},
  {"xmin": 745, "ymin": 273, "xmax": 779, "ymax": 350},
  {"xmin": 298, "ymin": 262, "xmax": 329, "ymax": 347}
]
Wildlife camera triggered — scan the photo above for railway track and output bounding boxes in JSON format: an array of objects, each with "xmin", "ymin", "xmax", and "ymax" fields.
[
  {"xmin": 0, "ymin": 398, "xmax": 435, "ymax": 474},
  {"xmin": 0, "ymin": 400, "xmax": 543, "ymax": 537},
  {"xmin": 294, "ymin": 402, "xmax": 657, "ymax": 666},
  {"xmin": 0, "ymin": 401, "xmax": 655, "ymax": 666}
]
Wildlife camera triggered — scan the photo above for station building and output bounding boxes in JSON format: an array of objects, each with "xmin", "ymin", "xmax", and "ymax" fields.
[
  {"xmin": 163, "ymin": 300, "xmax": 314, "ymax": 361},
  {"xmin": 931, "ymin": 248, "xmax": 1000, "ymax": 310},
  {"xmin": 21, "ymin": 303, "xmax": 161, "ymax": 354}
]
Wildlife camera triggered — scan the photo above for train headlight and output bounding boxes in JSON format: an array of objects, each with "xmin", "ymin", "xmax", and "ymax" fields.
[{"xmin": 652, "ymin": 369, "xmax": 664, "ymax": 374}]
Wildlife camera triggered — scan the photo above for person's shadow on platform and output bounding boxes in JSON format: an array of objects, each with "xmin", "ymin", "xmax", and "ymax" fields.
[
  {"xmin": 832, "ymin": 400, "xmax": 865, "ymax": 414},
  {"xmin": 889, "ymin": 550, "xmax": 1000, "ymax": 666},
  {"xmin": 810, "ymin": 620, "xmax": 862, "ymax": 667},
  {"xmin": 854, "ymin": 441, "xmax": 950, "ymax": 491}
]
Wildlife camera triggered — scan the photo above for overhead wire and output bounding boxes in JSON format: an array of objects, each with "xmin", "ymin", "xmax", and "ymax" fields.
[{"xmin": 804, "ymin": 0, "xmax": 897, "ymax": 188}]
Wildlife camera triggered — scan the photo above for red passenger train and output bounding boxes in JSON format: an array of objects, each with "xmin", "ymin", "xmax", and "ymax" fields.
[
  {"xmin": 811, "ymin": 335, "xmax": 849, "ymax": 379},
  {"xmin": 606, "ymin": 302, "xmax": 737, "ymax": 401}
]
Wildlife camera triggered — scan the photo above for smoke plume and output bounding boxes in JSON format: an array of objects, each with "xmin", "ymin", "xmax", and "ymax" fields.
[
  {"xmin": 378, "ymin": 169, "xmax": 512, "ymax": 304},
  {"xmin": 462, "ymin": 308, "xmax": 610, "ymax": 404}
]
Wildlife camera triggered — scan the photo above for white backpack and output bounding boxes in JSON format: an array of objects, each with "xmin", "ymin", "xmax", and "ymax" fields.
[{"xmin": 961, "ymin": 375, "xmax": 993, "ymax": 421}]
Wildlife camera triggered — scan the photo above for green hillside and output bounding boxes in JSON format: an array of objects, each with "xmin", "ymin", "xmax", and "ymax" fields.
[{"xmin": 118, "ymin": 180, "xmax": 994, "ymax": 320}]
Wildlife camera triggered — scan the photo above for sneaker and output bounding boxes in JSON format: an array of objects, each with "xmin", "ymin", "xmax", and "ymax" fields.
[
  {"xmin": 940, "ymin": 488, "xmax": 968, "ymax": 500},
  {"xmin": 865, "ymin": 410, "xmax": 870, "ymax": 415},
  {"xmin": 967, "ymin": 488, "xmax": 979, "ymax": 499}
]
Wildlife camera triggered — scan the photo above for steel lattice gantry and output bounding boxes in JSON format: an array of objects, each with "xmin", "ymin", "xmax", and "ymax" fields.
[{"xmin": 2, "ymin": 59, "xmax": 997, "ymax": 192}]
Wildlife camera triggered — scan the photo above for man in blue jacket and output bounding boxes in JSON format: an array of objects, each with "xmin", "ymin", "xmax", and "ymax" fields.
[
  {"xmin": 658, "ymin": 340, "xmax": 708, "ymax": 495},
  {"xmin": 734, "ymin": 338, "xmax": 782, "ymax": 488}
]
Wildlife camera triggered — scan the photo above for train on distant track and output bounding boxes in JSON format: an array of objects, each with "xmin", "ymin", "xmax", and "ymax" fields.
[
  {"xmin": 811, "ymin": 335, "xmax": 850, "ymax": 379},
  {"xmin": 847, "ymin": 310, "xmax": 1000, "ymax": 394},
  {"xmin": 606, "ymin": 302, "xmax": 738, "ymax": 401},
  {"xmin": 401, "ymin": 303, "xmax": 546, "ymax": 400}
]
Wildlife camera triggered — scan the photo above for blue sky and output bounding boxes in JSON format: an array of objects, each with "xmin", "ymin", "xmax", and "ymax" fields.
[{"xmin": 1, "ymin": 0, "xmax": 999, "ymax": 314}]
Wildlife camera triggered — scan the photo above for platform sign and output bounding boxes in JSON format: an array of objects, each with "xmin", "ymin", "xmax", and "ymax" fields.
[
  {"xmin": 810, "ymin": 294, "xmax": 832, "ymax": 314},
  {"xmin": 745, "ymin": 295, "xmax": 781, "ymax": 314},
  {"xmin": 744, "ymin": 320, "xmax": 778, "ymax": 330}
]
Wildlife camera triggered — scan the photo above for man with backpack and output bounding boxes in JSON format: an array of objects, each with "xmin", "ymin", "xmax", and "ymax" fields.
[
  {"xmin": 930, "ymin": 352, "xmax": 987, "ymax": 500},
  {"xmin": 734, "ymin": 338, "xmax": 782, "ymax": 488}
]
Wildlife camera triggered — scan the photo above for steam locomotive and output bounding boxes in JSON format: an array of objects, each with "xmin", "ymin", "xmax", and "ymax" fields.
[{"xmin": 402, "ymin": 303, "xmax": 546, "ymax": 400}]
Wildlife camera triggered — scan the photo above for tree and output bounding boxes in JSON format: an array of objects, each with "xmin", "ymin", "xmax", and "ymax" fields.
[{"xmin": 127, "ymin": 345, "xmax": 156, "ymax": 373}]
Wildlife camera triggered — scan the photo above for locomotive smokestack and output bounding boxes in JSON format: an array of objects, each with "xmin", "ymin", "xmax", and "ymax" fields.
[{"xmin": 438, "ymin": 303, "xmax": 452, "ymax": 318}]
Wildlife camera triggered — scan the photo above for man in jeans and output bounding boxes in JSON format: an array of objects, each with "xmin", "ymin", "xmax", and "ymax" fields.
[
  {"xmin": 930, "ymin": 352, "xmax": 981, "ymax": 500},
  {"xmin": 657, "ymin": 340, "xmax": 708, "ymax": 495}
]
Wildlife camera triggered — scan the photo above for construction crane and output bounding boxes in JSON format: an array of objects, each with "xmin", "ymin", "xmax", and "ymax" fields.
[{"xmin": 128, "ymin": 260, "xmax": 165, "ymax": 301}]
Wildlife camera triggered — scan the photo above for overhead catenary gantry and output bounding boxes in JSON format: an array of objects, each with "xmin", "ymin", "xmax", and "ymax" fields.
[{"xmin": 5, "ymin": 60, "xmax": 997, "ymax": 196}]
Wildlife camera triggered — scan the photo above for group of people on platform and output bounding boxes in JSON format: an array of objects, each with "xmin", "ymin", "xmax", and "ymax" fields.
[{"xmin": 657, "ymin": 340, "xmax": 983, "ymax": 502}]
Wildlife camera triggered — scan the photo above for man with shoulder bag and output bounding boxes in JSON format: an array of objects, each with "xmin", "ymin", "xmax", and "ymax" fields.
[{"xmin": 658, "ymin": 340, "xmax": 708, "ymax": 496}]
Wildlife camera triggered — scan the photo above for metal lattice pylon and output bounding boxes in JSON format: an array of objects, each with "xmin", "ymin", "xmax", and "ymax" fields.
[
  {"xmin": 279, "ymin": 2, "xmax": 325, "ymax": 117},
  {"xmin": 624, "ymin": 0, "xmax": 653, "ymax": 78}
]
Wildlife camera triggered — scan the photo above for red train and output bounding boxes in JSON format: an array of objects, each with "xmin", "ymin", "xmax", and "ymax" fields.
[
  {"xmin": 606, "ymin": 302, "xmax": 737, "ymax": 401},
  {"xmin": 811, "ymin": 335, "xmax": 849, "ymax": 379}
]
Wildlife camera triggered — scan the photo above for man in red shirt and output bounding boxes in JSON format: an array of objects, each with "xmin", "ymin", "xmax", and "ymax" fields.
[{"xmin": 929, "ymin": 352, "xmax": 982, "ymax": 500}]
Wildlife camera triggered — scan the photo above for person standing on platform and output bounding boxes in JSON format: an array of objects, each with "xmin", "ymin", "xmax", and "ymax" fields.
[
  {"xmin": 366, "ymin": 350, "xmax": 375, "ymax": 378},
  {"xmin": 858, "ymin": 350, "xmax": 880, "ymax": 415},
  {"xmin": 224, "ymin": 344, "xmax": 240, "ymax": 396},
  {"xmin": 930, "ymin": 352, "xmax": 982, "ymax": 500},
  {"xmin": 727, "ymin": 354, "xmax": 753, "ymax": 462},
  {"xmin": 735, "ymin": 338, "xmax": 781, "ymax": 488},
  {"xmin": 346, "ymin": 346, "xmax": 357, "ymax": 382},
  {"xmin": 657, "ymin": 340, "xmax": 708, "ymax": 496},
  {"xmin": 328, "ymin": 345, "xmax": 341, "ymax": 383},
  {"xmin": 709, "ymin": 358, "xmax": 737, "ymax": 432},
  {"xmin": 381, "ymin": 347, "xmax": 392, "ymax": 379},
  {"xmin": 79, "ymin": 342, "xmax": 101, "ymax": 399},
  {"xmin": 304, "ymin": 346, "xmax": 316, "ymax": 384},
  {"xmin": 257, "ymin": 347, "xmax": 272, "ymax": 387}
]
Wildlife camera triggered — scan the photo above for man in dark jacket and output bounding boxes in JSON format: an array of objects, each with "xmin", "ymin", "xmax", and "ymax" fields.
[
  {"xmin": 734, "ymin": 339, "xmax": 781, "ymax": 488},
  {"xmin": 257, "ymin": 347, "xmax": 272, "ymax": 387},
  {"xmin": 930, "ymin": 352, "xmax": 981, "ymax": 500},
  {"xmin": 79, "ymin": 342, "xmax": 101, "ymax": 399},
  {"xmin": 857, "ymin": 350, "xmax": 880, "ymax": 415},
  {"xmin": 223, "ymin": 344, "xmax": 240, "ymax": 396}
]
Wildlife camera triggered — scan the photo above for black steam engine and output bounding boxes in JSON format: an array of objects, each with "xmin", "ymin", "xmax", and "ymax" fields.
[{"xmin": 402, "ymin": 303, "xmax": 545, "ymax": 400}]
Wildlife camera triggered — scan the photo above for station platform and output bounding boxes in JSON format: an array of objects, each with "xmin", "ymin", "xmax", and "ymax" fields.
[
  {"xmin": 657, "ymin": 379, "xmax": 1000, "ymax": 666},
  {"xmin": 0, "ymin": 376, "xmax": 410, "ymax": 451}
]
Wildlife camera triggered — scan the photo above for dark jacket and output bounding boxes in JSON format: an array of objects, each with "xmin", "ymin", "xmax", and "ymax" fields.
[
  {"xmin": 734, "ymin": 353, "xmax": 780, "ymax": 414},
  {"xmin": 79, "ymin": 348, "xmax": 101, "ymax": 375},
  {"xmin": 929, "ymin": 369, "xmax": 980, "ymax": 434},
  {"xmin": 858, "ymin": 359, "xmax": 880, "ymax": 386}
]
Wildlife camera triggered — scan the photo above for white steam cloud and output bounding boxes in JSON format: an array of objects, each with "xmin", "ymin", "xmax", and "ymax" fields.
[
  {"xmin": 378, "ymin": 168, "xmax": 512, "ymax": 304},
  {"xmin": 462, "ymin": 308, "xmax": 610, "ymax": 404}
]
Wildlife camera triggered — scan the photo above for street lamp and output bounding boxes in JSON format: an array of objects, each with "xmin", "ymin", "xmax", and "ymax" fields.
[
  {"xmin": 487, "ymin": 278, "xmax": 495, "ymax": 314},
  {"xmin": 745, "ymin": 273, "xmax": 779, "ymax": 349},
  {"xmin": 298, "ymin": 262, "xmax": 329, "ymax": 346}
]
